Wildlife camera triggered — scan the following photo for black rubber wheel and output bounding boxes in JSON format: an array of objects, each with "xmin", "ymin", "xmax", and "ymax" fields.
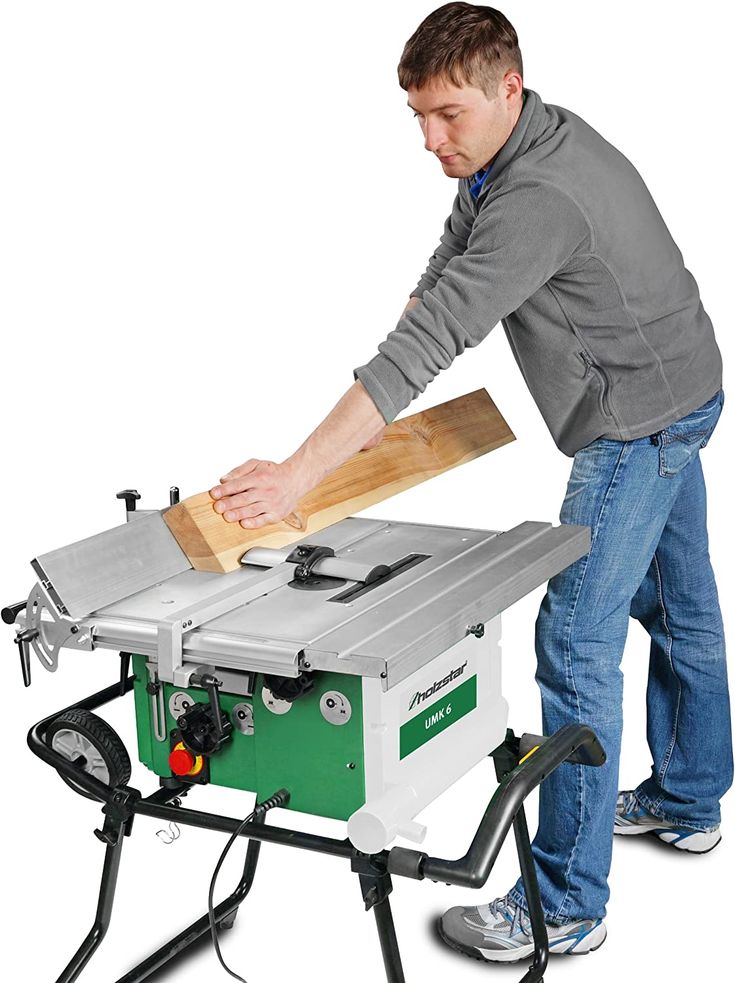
[{"xmin": 46, "ymin": 708, "xmax": 131, "ymax": 800}]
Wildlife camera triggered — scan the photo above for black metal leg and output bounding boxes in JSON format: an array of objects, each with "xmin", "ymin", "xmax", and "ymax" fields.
[
  {"xmin": 372, "ymin": 895, "xmax": 406, "ymax": 983},
  {"xmin": 113, "ymin": 811, "xmax": 264, "ymax": 983},
  {"xmin": 354, "ymin": 854, "xmax": 406, "ymax": 983},
  {"xmin": 55, "ymin": 819, "xmax": 126, "ymax": 983},
  {"xmin": 513, "ymin": 805, "xmax": 548, "ymax": 983}
]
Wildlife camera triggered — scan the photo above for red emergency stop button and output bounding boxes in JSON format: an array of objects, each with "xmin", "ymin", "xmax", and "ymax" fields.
[{"xmin": 169, "ymin": 742, "xmax": 204, "ymax": 777}]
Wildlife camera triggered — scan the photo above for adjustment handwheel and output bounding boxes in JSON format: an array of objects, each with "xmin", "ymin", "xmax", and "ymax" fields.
[{"xmin": 46, "ymin": 708, "xmax": 131, "ymax": 800}]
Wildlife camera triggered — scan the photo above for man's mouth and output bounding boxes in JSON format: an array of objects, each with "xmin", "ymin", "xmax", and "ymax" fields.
[{"xmin": 438, "ymin": 153, "xmax": 459, "ymax": 163}]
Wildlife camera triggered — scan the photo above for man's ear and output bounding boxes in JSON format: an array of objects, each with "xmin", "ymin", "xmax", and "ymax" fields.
[{"xmin": 501, "ymin": 71, "xmax": 523, "ymax": 104}]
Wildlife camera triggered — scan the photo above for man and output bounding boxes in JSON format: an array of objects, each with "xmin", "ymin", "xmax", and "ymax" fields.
[{"xmin": 210, "ymin": 2, "xmax": 731, "ymax": 963}]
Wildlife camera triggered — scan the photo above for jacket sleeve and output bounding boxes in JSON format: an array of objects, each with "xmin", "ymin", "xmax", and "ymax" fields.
[
  {"xmin": 410, "ymin": 187, "xmax": 477, "ymax": 298},
  {"xmin": 354, "ymin": 182, "xmax": 590, "ymax": 422}
]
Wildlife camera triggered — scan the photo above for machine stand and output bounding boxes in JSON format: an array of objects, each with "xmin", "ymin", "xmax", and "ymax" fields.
[{"xmin": 24, "ymin": 680, "xmax": 603, "ymax": 983}]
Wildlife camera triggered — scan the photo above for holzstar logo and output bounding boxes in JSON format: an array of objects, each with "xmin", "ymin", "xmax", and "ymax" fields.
[{"xmin": 408, "ymin": 661, "xmax": 468, "ymax": 712}]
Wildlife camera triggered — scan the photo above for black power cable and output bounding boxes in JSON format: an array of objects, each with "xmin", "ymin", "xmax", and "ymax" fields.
[{"xmin": 208, "ymin": 789, "xmax": 290, "ymax": 982}]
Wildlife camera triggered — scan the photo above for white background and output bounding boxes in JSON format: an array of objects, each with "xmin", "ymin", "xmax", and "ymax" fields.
[{"xmin": 0, "ymin": 1, "xmax": 732, "ymax": 980}]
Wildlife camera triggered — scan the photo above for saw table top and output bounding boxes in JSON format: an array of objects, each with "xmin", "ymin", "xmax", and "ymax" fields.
[{"xmin": 81, "ymin": 516, "xmax": 589, "ymax": 689}]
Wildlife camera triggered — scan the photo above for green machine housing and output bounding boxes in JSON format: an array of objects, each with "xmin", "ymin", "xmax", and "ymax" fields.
[{"xmin": 133, "ymin": 655, "xmax": 365, "ymax": 821}]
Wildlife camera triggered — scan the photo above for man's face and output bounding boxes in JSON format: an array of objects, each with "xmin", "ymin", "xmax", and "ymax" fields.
[{"xmin": 407, "ymin": 74, "xmax": 523, "ymax": 178}]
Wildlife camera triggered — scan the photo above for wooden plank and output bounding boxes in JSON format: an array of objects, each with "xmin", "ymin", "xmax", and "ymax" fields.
[{"xmin": 163, "ymin": 389, "xmax": 515, "ymax": 573}]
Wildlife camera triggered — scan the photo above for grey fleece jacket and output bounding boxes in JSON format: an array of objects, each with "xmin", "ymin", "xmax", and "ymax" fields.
[{"xmin": 353, "ymin": 89, "xmax": 722, "ymax": 456}]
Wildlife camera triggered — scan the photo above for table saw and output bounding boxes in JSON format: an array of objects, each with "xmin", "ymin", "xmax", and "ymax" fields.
[{"xmin": 5, "ymin": 490, "xmax": 605, "ymax": 983}]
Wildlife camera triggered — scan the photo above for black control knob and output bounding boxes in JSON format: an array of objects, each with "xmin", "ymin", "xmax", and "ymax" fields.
[
  {"xmin": 178, "ymin": 702, "xmax": 233, "ymax": 756},
  {"xmin": 116, "ymin": 489, "xmax": 141, "ymax": 513},
  {"xmin": 264, "ymin": 672, "xmax": 316, "ymax": 703}
]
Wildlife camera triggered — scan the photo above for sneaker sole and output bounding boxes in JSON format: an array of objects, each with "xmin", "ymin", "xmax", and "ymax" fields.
[
  {"xmin": 615, "ymin": 824, "xmax": 722, "ymax": 854},
  {"xmin": 614, "ymin": 822, "xmax": 661, "ymax": 836},
  {"xmin": 658, "ymin": 830, "xmax": 722, "ymax": 854},
  {"xmin": 436, "ymin": 916, "xmax": 607, "ymax": 963}
]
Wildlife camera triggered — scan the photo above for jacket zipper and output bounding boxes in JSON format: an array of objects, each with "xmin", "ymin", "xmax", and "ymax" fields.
[{"xmin": 578, "ymin": 350, "xmax": 613, "ymax": 417}]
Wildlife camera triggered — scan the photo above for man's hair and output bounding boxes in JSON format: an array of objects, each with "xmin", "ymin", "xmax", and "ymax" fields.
[{"xmin": 398, "ymin": 3, "xmax": 523, "ymax": 96}]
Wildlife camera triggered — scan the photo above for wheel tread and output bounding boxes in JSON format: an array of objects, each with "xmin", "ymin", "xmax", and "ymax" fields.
[{"xmin": 46, "ymin": 708, "xmax": 132, "ymax": 792}]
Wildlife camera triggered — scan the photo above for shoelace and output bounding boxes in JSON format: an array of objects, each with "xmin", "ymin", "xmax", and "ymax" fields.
[
  {"xmin": 619, "ymin": 790, "xmax": 641, "ymax": 817},
  {"xmin": 486, "ymin": 895, "xmax": 533, "ymax": 938}
]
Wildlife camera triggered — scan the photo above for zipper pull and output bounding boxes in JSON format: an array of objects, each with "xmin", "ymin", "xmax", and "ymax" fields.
[{"xmin": 578, "ymin": 350, "xmax": 594, "ymax": 374}]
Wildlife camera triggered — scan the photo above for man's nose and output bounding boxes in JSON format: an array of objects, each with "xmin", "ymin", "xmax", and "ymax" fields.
[{"xmin": 423, "ymin": 118, "xmax": 447, "ymax": 153}]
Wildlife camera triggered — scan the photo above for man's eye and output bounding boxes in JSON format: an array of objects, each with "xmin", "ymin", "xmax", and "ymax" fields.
[
  {"xmin": 444, "ymin": 112, "xmax": 460, "ymax": 120},
  {"xmin": 413, "ymin": 112, "xmax": 423, "ymax": 119}
]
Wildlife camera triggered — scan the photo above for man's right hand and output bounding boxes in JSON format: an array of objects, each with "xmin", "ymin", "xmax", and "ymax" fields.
[
  {"xmin": 210, "ymin": 458, "xmax": 309, "ymax": 529},
  {"xmin": 210, "ymin": 380, "xmax": 387, "ymax": 530},
  {"xmin": 209, "ymin": 295, "xmax": 417, "ymax": 525}
]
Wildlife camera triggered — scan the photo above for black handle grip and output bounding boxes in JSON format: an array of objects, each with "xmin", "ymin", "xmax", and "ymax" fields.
[
  {"xmin": 116, "ymin": 489, "xmax": 141, "ymax": 512},
  {"xmin": 518, "ymin": 730, "xmax": 606, "ymax": 767},
  {"xmin": 2, "ymin": 601, "xmax": 26, "ymax": 625},
  {"xmin": 14, "ymin": 628, "xmax": 37, "ymax": 687}
]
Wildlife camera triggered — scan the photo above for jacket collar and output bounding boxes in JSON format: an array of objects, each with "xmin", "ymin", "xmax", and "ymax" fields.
[{"xmin": 473, "ymin": 88, "xmax": 549, "ymax": 200}]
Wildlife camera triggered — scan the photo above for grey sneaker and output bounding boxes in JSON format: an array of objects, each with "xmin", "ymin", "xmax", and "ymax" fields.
[
  {"xmin": 614, "ymin": 790, "xmax": 722, "ymax": 854},
  {"xmin": 437, "ymin": 895, "xmax": 607, "ymax": 963}
]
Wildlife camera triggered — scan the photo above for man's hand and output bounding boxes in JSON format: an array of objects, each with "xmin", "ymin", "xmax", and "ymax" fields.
[
  {"xmin": 210, "ymin": 459, "xmax": 307, "ymax": 529},
  {"xmin": 209, "ymin": 431, "xmax": 383, "ymax": 527},
  {"xmin": 211, "ymin": 379, "xmax": 388, "ymax": 532}
]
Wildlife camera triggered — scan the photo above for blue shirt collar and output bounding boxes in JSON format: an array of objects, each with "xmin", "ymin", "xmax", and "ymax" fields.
[{"xmin": 469, "ymin": 164, "xmax": 492, "ymax": 200}]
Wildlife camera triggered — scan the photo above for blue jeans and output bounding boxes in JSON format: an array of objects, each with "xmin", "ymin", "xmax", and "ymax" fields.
[{"xmin": 509, "ymin": 389, "xmax": 732, "ymax": 923}]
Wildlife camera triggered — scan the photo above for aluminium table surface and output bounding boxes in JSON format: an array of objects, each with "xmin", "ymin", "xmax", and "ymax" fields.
[{"xmin": 87, "ymin": 516, "xmax": 589, "ymax": 689}]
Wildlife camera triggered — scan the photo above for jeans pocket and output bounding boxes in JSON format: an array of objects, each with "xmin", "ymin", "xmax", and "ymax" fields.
[{"xmin": 658, "ymin": 390, "xmax": 724, "ymax": 477}]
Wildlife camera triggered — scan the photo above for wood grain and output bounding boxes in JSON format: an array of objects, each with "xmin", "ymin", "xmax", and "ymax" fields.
[{"xmin": 164, "ymin": 389, "xmax": 515, "ymax": 573}]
